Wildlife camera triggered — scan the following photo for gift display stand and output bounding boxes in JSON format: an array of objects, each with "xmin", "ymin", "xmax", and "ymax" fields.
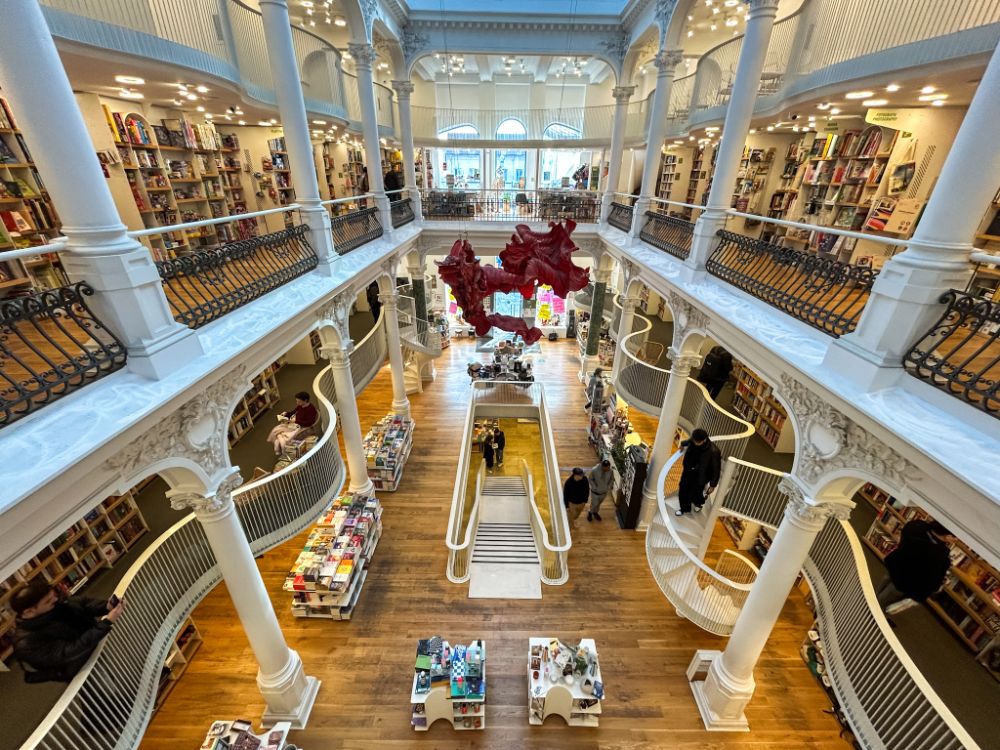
[
  {"xmin": 527, "ymin": 637, "xmax": 604, "ymax": 727},
  {"xmin": 282, "ymin": 493, "xmax": 382, "ymax": 620},
  {"xmin": 411, "ymin": 638, "xmax": 486, "ymax": 731},
  {"xmin": 363, "ymin": 414, "xmax": 415, "ymax": 492},
  {"xmin": 199, "ymin": 719, "xmax": 295, "ymax": 750}
]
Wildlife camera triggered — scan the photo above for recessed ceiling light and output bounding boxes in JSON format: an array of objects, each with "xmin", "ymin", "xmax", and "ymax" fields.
[
  {"xmin": 817, "ymin": 102, "xmax": 831, "ymax": 110},
  {"xmin": 312, "ymin": 119, "xmax": 327, "ymax": 124},
  {"xmin": 710, "ymin": 23, "xmax": 717, "ymax": 30},
  {"xmin": 932, "ymin": 100, "xmax": 945, "ymax": 107},
  {"xmin": 687, "ymin": 30, "xmax": 694, "ymax": 37},
  {"xmin": 195, "ymin": 85, "xmax": 209, "ymax": 93},
  {"xmin": 863, "ymin": 98, "xmax": 888, "ymax": 107},
  {"xmin": 725, "ymin": 17, "xmax": 738, "ymax": 26},
  {"xmin": 921, "ymin": 85, "xmax": 936, "ymax": 94},
  {"xmin": 224, "ymin": 115, "xmax": 232, "ymax": 120},
  {"xmin": 301, "ymin": 0, "xmax": 313, "ymax": 6},
  {"xmin": 766, "ymin": 125, "xmax": 774, "ymax": 131},
  {"xmin": 918, "ymin": 93, "xmax": 948, "ymax": 101},
  {"xmin": 185, "ymin": 93, "xmax": 198, "ymax": 101},
  {"xmin": 172, "ymin": 99, "xmax": 183, "ymax": 106},
  {"xmin": 115, "ymin": 75, "xmax": 145, "ymax": 85},
  {"xmin": 258, "ymin": 120, "xmax": 272, "ymax": 126},
  {"xmin": 238, "ymin": 120, "xmax": 247, "ymax": 125},
  {"xmin": 196, "ymin": 105, "xmax": 205, "ymax": 112},
  {"xmin": 712, "ymin": 6, "xmax": 719, "ymax": 13},
  {"xmin": 886, "ymin": 84, "xmax": 900, "ymax": 92},
  {"xmin": 845, "ymin": 91, "xmax": 874, "ymax": 99},
  {"xmin": 334, "ymin": 15, "xmax": 346, "ymax": 26},
  {"xmin": 706, "ymin": 126, "xmax": 719, "ymax": 132},
  {"xmin": 830, "ymin": 108, "xmax": 841, "ymax": 114},
  {"xmin": 749, "ymin": 128, "xmax": 756, "ymax": 134},
  {"xmin": 270, "ymin": 118, "xmax": 278, "ymax": 125},
  {"xmin": 118, "ymin": 88, "xmax": 144, "ymax": 99},
  {"xmin": 205, "ymin": 113, "xmax": 213, "ymax": 119}
]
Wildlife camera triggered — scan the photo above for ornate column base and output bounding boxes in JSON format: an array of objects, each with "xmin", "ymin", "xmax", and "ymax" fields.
[
  {"xmin": 298, "ymin": 204, "xmax": 336, "ymax": 275},
  {"xmin": 350, "ymin": 475, "xmax": 376, "ymax": 496},
  {"xmin": 636, "ymin": 486, "xmax": 659, "ymax": 531},
  {"xmin": 259, "ymin": 649, "xmax": 321, "ymax": 729},
  {"xmin": 685, "ymin": 208, "xmax": 728, "ymax": 271},
  {"xmin": 579, "ymin": 353, "xmax": 599, "ymax": 383},
  {"xmin": 391, "ymin": 396, "xmax": 411, "ymax": 416},
  {"xmin": 689, "ymin": 650, "xmax": 753, "ymax": 732}
]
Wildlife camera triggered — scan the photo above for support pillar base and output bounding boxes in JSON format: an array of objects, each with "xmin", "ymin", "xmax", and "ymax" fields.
[
  {"xmin": 258, "ymin": 650, "xmax": 321, "ymax": 729},
  {"xmin": 688, "ymin": 650, "xmax": 753, "ymax": 732},
  {"xmin": 349, "ymin": 476, "xmax": 376, "ymax": 496},
  {"xmin": 579, "ymin": 353, "xmax": 599, "ymax": 383},
  {"xmin": 391, "ymin": 397, "xmax": 411, "ymax": 416},
  {"xmin": 299, "ymin": 205, "xmax": 336, "ymax": 275},
  {"xmin": 686, "ymin": 210, "xmax": 728, "ymax": 271}
]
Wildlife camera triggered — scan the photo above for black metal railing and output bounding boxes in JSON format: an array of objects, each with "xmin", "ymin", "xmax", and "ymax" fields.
[
  {"xmin": 330, "ymin": 205, "xmax": 384, "ymax": 254},
  {"xmin": 1, "ymin": 282, "xmax": 128, "ymax": 430},
  {"xmin": 420, "ymin": 189, "xmax": 600, "ymax": 223},
  {"xmin": 608, "ymin": 201, "xmax": 635, "ymax": 232},
  {"xmin": 707, "ymin": 230, "xmax": 876, "ymax": 337},
  {"xmin": 903, "ymin": 290, "xmax": 999, "ymax": 417},
  {"xmin": 156, "ymin": 225, "xmax": 318, "ymax": 329},
  {"xmin": 390, "ymin": 197, "xmax": 416, "ymax": 228},
  {"xmin": 639, "ymin": 211, "xmax": 695, "ymax": 260}
]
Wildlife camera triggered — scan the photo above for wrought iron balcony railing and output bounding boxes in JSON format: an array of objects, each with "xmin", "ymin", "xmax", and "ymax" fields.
[
  {"xmin": 330, "ymin": 205, "xmax": 384, "ymax": 255},
  {"xmin": 707, "ymin": 230, "xmax": 875, "ymax": 337},
  {"xmin": 903, "ymin": 289, "xmax": 1000, "ymax": 418},
  {"xmin": 390, "ymin": 197, "xmax": 416, "ymax": 229},
  {"xmin": 156, "ymin": 225, "xmax": 318, "ymax": 329},
  {"xmin": 1, "ymin": 282, "xmax": 128, "ymax": 430},
  {"xmin": 607, "ymin": 200, "xmax": 635, "ymax": 233},
  {"xmin": 419, "ymin": 188, "xmax": 599, "ymax": 224},
  {"xmin": 639, "ymin": 211, "xmax": 696, "ymax": 260}
]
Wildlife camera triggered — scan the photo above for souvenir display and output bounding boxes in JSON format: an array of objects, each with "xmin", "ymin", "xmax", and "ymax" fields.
[
  {"xmin": 527, "ymin": 637, "xmax": 604, "ymax": 726},
  {"xmin": 411, "ymin": 637, "xmax": 487, "ymax": 730}
]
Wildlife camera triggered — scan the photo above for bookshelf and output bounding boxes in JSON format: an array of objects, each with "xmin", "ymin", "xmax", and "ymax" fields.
[
  {"xmin": 416, "ymin": 147, "xmax": 433, "ymax": 189},
  {"xmin": 0, "ymin": 91, "xmax": 65, "ymax": 292},
  {"xmin": 267, "ymin": 136, "xmax": 296, "ymax": 206},
  {"xmin": 730, "ymin": 361, "xmax": 794, "ymax": 452},
  {"xmin": 655, "ymin": 152, "xmax": 679, "ymax": 202},
  {"xmin": 683, "ymin": 144, "xmax": 717, "ymax": 216},
  {"xmin": 732, "ymin": 145, "xmax": 775, "ymax": 219},
  {"xmin": 154, "ymin": 617, "xmax": 203, "ymax": 712},
  {"xmin": 0, "ymin": 490, "xmax": 149, "ymax": 667},
  {"xmin": 228, "ymin": 359, "xmax": 285, "ymax": 447}
]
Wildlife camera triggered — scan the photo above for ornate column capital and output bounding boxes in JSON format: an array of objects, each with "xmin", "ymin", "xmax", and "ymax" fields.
[
  {"xmin": 778, "ymin": 475, "xmax": 853, "ymax": 531},
  {"xmin": 348, "ymin": 43, "xmax": 377, "ymax": 69},
  {"xmin": 667, "ymin": 291, "xmax": 709, "ymax": 346},
  {"xmin": 653, "ymin": 49, "xmax": 684, "ymax": 75},
  {"xmin": 747, "ymin": 0, "xmax": 781, "ymax": 18},
  {"xmin": 320, "ymin": 342, "xmax": 354, "ymax": 368},
  {"xmin": 378, "ymin": 291, "xmax": 399, "ymax": 308},
  {"xmin": 621, "ymin": 296, "xmax": 641, "ymax": 313},
  {"xmin": 612, "ymin": 85, "xmax": 637, "ymax": 104},
  {"xmin": 667, "ymin": 346, "xmax": 702, "ymax": 376},
  {"xmin": 391, "ymin": 80, "xmax": 415, "ymax": 98},
  {"xmin": 594, "ymin": 266, "xmax": 614, "ymax": 285},
  {"xmin": 318, "ymin": 285, "xmax": 357, "ymax": 342},
  {"xmin": 168, "ymin": 470, "xmax": 243, "ymax": 517}
]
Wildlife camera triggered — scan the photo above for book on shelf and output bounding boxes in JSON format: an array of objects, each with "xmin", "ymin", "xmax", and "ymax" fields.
[{"xmin": 0, "ymin": 98, "xmax": 16, "ymax": 129}]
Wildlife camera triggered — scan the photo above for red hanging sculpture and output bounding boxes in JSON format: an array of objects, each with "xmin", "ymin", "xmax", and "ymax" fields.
[{"xmin": 436, "ymin": 220, "xmax": 590, "ymax": 345}]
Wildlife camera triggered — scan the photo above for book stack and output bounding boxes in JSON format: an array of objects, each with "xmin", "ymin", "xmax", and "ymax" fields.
[
  {"xmin": 199, "ymin": 719, "xmax": 291, "ymax": 750},
  {"xmin": 282, "ymin": 492, "xmax": 382, "ymax": 620},
  {"xmin": 363, "ymin": 414, "xmax": 416, "ymax": 491}
]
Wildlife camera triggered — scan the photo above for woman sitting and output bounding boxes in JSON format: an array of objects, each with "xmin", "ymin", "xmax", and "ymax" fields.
[{"xmin": 266, "ymin": 392, "xmax": 319, "ymax": 455}]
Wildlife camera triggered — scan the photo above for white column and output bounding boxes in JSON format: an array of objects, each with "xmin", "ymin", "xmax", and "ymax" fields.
[
  {"xmin": 600, "ymin": 85, "xmax": 636, "ymax": 221},
  {"xmin": 826, "ymin": 42, "xmax": 1000, "ymax": 384},
  {"xmin": 692, "ymin": 477, "xmax": 850, "ymax": 730},
  {"xmin": 406, "ymin": 253, "xmax": 429, "ymax": 320},
  {"xmin": 380, "ymin": 291, "xmax": 411, "ymax": 415},
  {"xmin": 610, "ymin": 296, "xmax": 640, "ymax": 381},
  {"xmin": 324, "ymin": 343, "xmax": 376, "ymax": 495},
  {"xmin": 259, "ymin": 0, "xmax": 336, "ymax": 273},
  {"xmin": 632, "ymin": 50, "xmax": 684, "ymax": 236},
  {"xmin": 580, "ymin": 266, "xmax": 613, "ymax": 381},
  {"xmin": 687, "ymin": 0, "xmax": 781, "ymax": 269},
  {"xmin": 0, "ymin": 1, "xmax": 203, "ymax": 379},
  {"xmin": 392, "ymin": 80, "xmax": 423, "ymax": 221},
  {"xmin": 169, "ymin": 477, "xmax": 319, "ymax": 727},
  {"xmin": 639, "ymin": 348, "xmax": 701, "ymax": 527},
  {"xmin": 349, "ymin": 43, "xmax": 392, "ymax": 232}
]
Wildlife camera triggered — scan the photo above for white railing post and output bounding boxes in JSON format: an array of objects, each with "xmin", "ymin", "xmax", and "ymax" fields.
[
  {"xmin": 825, "ymin": 41, "xmax": 1000, "ymax": 387},
  {"xmin": 610, "ymin": 296, "xmax": 640, "ymax": 381},
  {"xmin": 0, "ymin": 0, "xmax": 204, "ymax": 379},
  {"xmin": 639, "ymin": 348, "xmax": 702, "ymax": 527},
  {"xmin": 321, "ymin": 342, "xmax": 376, "ymax": 495},
  {"xmin": 691, "ymin": 476, "xmax": 851, "ymax": 731},
  {"xmin": 632, "ymin": 49, "xmax": 684, "ymax": 237},
  {"xmin": 349, "ymin": 43, "xmax": 392, "ymax": 233},
  {"xmin": 169, "ymin": 476, "xmax": 320, "ymax": 727},
  {"xmin": 392, "ymin": 79, "xmax": 423, "ymax": 221},
  {"xmin": 687, "ymin": 0, "xmax": 781, "ymax": 271},
  {"xmin": 600, "ymin": 85, "xmax": 636, "ymax": 222},
  {"xmin": 258, "ymin": 0, "xmax": 336, "ymax": 273},
  {"xmin": 379, "ymin": 290, "xmax": 411, "ymax": 415}
]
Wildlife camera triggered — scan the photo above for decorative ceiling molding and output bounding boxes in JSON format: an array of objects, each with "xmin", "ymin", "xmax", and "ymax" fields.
[
  {"xmin": 409, "ymin": 19, "xmax": 620, "ymax": 33},
  {"xmin": 400, "ymin": 23, "xmax": 430, "ymax": 65}
]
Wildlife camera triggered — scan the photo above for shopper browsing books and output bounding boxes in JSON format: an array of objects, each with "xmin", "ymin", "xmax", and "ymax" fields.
[
  {"xmin": 587, "ymin": 459, "xmax": 614, "ymax": 522},
  {"xmin": 563, "ymin": 468, "xmax": 590, "ymax": 526},
  {"xmin": 584, "ymin": 368, "xmax": 604, "ymax": 411},
  {"xmin": 676, "ymin": 429, "xmax": 721, "ymax": 516},
  {"xmin": 12, "ymin": 581, "xmax": 124, "ymax": 683},
  {"xmin": 266, "ymin": 391, "xmax": 319, "ymax": 455},
  {"xmin": 483, "ymin": 437, "xmax": 497, "ymax": 473},
  {"xmin": 492, "ymin": 427, "xmax": 506, "ymax": 467}
]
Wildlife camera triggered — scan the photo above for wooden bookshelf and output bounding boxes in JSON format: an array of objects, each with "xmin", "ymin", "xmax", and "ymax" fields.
[
  {"xmin": 655, "ymin": 152, "xmax": 679, "ymax": 202},
  {"xmin": 267, "ymin": 137, "xmax": 296, "ymax": 206},
  {"xmin": 730, "ymin": 361, "xmax": 794, "ymax": 452},
  {"xmin": 154, "ymin": 617, "xmax": 203, "ymax": 712},
  {"xmin": 732, "ymin": 145, "xmax": 775, "ymax": 220},
  {"xmin": 0, "ymin": 489, "xmax": 149, "ymax": 667},
  {"xmin": 227, "ymin": 359, "xmax": 285, "ymax": 447}
]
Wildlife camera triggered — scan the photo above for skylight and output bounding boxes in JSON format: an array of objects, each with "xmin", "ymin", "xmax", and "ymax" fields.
[{"xmin": 406, "ymin": 0, "xmax": 628, "ymax": 15}]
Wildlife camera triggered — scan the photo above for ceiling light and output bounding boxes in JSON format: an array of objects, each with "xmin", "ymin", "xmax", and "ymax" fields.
[
  {"xmin": 195, "ymin": 85, "xmax": 209, "ymax": 93},
  {"xmin": 862, "ymin": 98, "xmax": 888, "ymax": 107},
  {"xmin": 706, "ymin": 126, "xmax": 719, "ymax": 132},
  {"xmin": 306, "ymin": 8, "xmax": 313, "ymax": 14},
  {"xmin": 238, "ymin": 120, "xmax": 247, "ymax": 125},
  {"xmin": 204, "ymin": 113, "xmax": 213, "ymax": 119},
  {"xmin": 196, "ymin": 105, "xmax": 205, "ymax": 112},
  {"xmin": 325, "ymin": 15, "xmax": 331, "ymax": 23},
  {"xmin": 687, "ymin": 14, "xmax": 693, "ymax": 20},
  {"xmin": 725, "ymin": 17, "xmax": 738, "ymax": 26},
  {"xmin": 749, "ymin": 128, "xmax": 756, "ymax": 134},
  {"xmin": 270, "ymin": 118, "xmax": 277, "ymax": 125},
  {"xmin": 172, "ymin": 99, "xmax": 183, "ymax": 106},
  {"xmin": 258, "ymin": 120, "xmax": 272, "ymax": 126},
  {"xmin": 808, "ymin": 115, "xmax": 816, "ymax": 120},
  {"xmin": 118, "ymin": 88, "xmax": 143, "ymax": 99},
  {"xmin": 712, "ymin": 6, "xmax": 719, "ymax": 12},
  {"xmin": 301, "ymin": 0, "xmax": 313, "ymax": 6},
  {"xmin": 309, "ymin": 20, "xmax": 315, "ymax": 26},
  {"xmin": 845, "ymin": 91, "xmax": 874, "ymax": 99},
  {"xmin": 343, "ymin": 52, "xmax": 352, "ymax": 60},
  {"xmin": 886, "ymin": 83, "xmax": 900, "ymax": 92},
  {"xmin": 932, "ymin": 100, "xmax": 945, "ymax": 107},
  {"xmin": 689, "ymin": 136, "xmax": 695, "ymax": 141},
  {"xmin": 334, "ymin": 15, "xmax": 346, "ymax": 26},
  {"xmin": 724, "ymin": 0, "xmax": 738, "ymax": 5},
  {"xmin": 817, "ymin": 102, "xmax": 831, "ymax": 110},
  {"xmin": 224, "ymin": 115, "xmax": 232, "ymax": 121},
  {"xmin": 313, "ymin": 119, "xmax": 327, "ymax": 124},
  {"xmin": 710, "ymin": 24, "xmax": 717, "ymax": 30},
  {"xmin": 766, "ymin": 125, "xmax": 774, "ymax": 131},
  {"xmin": 115, "ymin": 75, "xmax": 145, "ymax": 85},
  {"xmin": 921, "ymin": 85, "xmax": 936, "ymax": 94},
  {"xmin": 918, "ymin": 93, "xmax": 948, "ymax": 101},
  {"xmin": 687, "ymin": 29, "xmax": 694, "ymax": 37},
  {"xmin": 830, "ymin": 107, "xmax": 841, "ymax": 114},
  {"xmin": 185, "ymin": 93, "xmax": 198, "ymax": 101},
  {"xmin": 235, "ymin": 108, "xmax": 244, "ymax": 115},
  {"xmin": 792, "ymin": 125, "xmax": 799, "ymax": 132}
]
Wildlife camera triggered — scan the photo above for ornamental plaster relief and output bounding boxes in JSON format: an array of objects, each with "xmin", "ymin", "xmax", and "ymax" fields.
[
  {"xmin": 168, "ymin": 470, "xmax": 244, "ymax": 515},
  {"xmin": 667, "ymin": 290, "xmax": 709, "ymax": 348},
  {"xmin": 317, "ymin": 285, "xmax": 358, "ymax": 343}
]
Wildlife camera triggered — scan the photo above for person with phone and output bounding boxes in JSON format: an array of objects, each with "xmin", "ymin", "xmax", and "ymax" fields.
[{"xmin": 11, "ymin": 581, "xmax": 124, "ymax": 683}]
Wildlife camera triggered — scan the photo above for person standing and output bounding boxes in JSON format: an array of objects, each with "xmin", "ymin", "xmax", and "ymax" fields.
[
  {"xmin": 366, "ymin": 281, "xmax": 382, "ymax": 323},
  {"xmin": 493, "ymin": 426, "xmax": 506, "ymax": 467},
  {"xmin": 587, "ymin": 459, "xmax": 614, "ymax": 522},
  {"xmin": 877, "ymin": 520, "xmax": 952, "ymax": 615},
  {"xmin": 696, "ymin": 346, "xmax": 734, "ymax": 400},
  {"xmin": 584, "ymin": 367, "xmax": 604, "ymax": 411},
  {"xmin": 676, "ymin": 428, "xmax": 722, "ymax": 516},
  {"xmin": 483, "ymin": 438, "xmax": 496, "ymax": 474},
  {"xmin": 12, "ymin": 582, "xmax": 125, "ymax": 683},
  {"xmin": 563, "ymin": 467, "xmax": 590, "ymax": 526}
]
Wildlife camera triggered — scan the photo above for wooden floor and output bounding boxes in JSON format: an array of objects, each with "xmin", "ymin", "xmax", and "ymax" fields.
[{"xmin": 138, "ymin": 338, "xmax": 846, "ymax": 749}]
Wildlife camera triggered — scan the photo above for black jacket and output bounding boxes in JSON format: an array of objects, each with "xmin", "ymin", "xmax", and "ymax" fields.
[
  {"xmin": 493, "ymin": 431, "xmax": 505, "ymax": 450},
  {"xmin": 563, "ymin": 476, "xmax": 590, "ymax": 505},
  {"xmin": 384, "ymin": 170, "xmax": 403, "ymax": 192},
  {"xmin": 885, "ymin": 522, "xmax": 951, "ymax": 601},
  {"xmin": 680, "ymin": 440, "xmax": 722, "ymax": 488},
  {"xmin": 14, "ymin": 597, "xmax": 112, "ymax": 682},
  {"xmin": 698, "ymin": 350, "xmax": 733, "ymax": 385}
]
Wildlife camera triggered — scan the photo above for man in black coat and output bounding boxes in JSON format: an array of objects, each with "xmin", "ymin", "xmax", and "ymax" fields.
[
  {"xmin": 878, "ymin": 520, "xmax": 952, "ymax": 614},
  {"xmin": 676, "ymin": 428, "xmax": 722, "ymax": 516},
  {"xmin": 563, "ymin": 467, "xmax": 591, "ymax": 527},
  {"xmin": 366, "ymin": 281, "xmax": 382, "ymax": 323},
  {"xmin": 493, "ymin": 426, "xmax": 506, "ymax": 467},
  {"xmin": 696, "ymin": 346, "xmax": 734, "ymax": 400},
  {"xmin": 12, "ymin": 581, "xmax": 124, "ymax": 683}
]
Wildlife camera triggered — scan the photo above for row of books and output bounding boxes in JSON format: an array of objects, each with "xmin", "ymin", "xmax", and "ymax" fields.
[
  {"xmin": 0, "ymin": 132, "xmax": 31, "ymax": 163},
  {"xmin": 808, "ymin": 127, "xmax": 884, "ymax": 160},
  {"xmin": 0, "ymin": 98, "xmax": 17, "ymax": 129}
]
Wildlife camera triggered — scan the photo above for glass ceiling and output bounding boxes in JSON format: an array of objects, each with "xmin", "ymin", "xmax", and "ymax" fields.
[{"xmin": 406, "ymin": 0, "xmax": 628, "ymax": 15}]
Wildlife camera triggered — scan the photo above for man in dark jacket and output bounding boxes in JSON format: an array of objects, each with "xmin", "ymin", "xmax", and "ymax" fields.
[
  {"xmin": 697, "ymin": 346, "xmax": 734, "ymax": 400},
  {"xmin": 493, "ymin": 427, "xmax": 506, "ymax": 467},
  {"xmin": 366, "ymin": 281, "xmax": 382, "ymax": 323},
  {"xmin": 563, "ymin": 467, "xmax": 590, "ymax": 527},
  {"xmin": 384, "ymin": 167, "xmax": 404, "ymax": 192},
  {"xmin": 676, "ymin": 428, "xmax": 722, "ymax": 516},
  {"xmin": 12, "ymin": 582, "xmax": 124, "ymax": 683},
  {"xmin": 878, "ymin": 520, "xmax": 952, "ymax": 614}
]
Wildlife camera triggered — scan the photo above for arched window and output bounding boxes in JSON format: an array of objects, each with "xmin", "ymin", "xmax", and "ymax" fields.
[
  {"xmin": 438, "ymin": 124, "xmax": 480, "ymax": 141},
  {"xmin": 543, "ymin": 122, "xmax": 582, "ymax": 140},
  {"xmin": 495, "ymin": 118, "xmax": 527, "ymax": 140}
]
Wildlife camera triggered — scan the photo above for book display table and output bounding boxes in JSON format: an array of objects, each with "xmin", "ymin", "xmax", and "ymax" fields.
[
  {"xmin": 411, "ymin": 637, "xmax": 486, "ymax": 731},
  {"xmin": 527, "ymin": 637, "xmax": 604, "ymax": 727},
  {"xmin": 282, "ymin": 493, "xmax": 382, "ymax": 620},
  {"xmin": 363, "ymin": 414, "xmax": 415, "ymax": 492},
  {"xmin": 199, "ymin": 719, "xmax": 295, "ymax": 749}
]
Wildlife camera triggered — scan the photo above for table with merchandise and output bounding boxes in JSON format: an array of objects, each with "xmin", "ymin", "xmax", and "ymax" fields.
[
  {"xmin": 527, "ymin": 637, "xmax": 604, "ymax": 727},
  {"xmin": 198, "ymin": 719, "xmax": 295, "ymax": 750},
  {"xmin": 411, "ymin": 637, "xmax": 487, "ymax": 731},
  {"xmin": 363, "ymin": 413, "xmax": 415, "ymax": 492},
  {"xmin": 282, "ymin": 492, "xmax": 382, "ymax": 620}
]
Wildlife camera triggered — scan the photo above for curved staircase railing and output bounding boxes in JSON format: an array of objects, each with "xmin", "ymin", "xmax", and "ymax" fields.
[
  {"xmin": 349, "ymin": 308, "xmax": 387, "ymax": 392},
  {"xmin": 22, "ymin": 362, "xmax": 348, "ymax": 750},
  {"xmin": 397, "ymin": 294, "xmax": 443, "ymax": 357}
]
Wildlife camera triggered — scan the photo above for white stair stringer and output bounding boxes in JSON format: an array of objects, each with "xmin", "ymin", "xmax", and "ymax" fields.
[
  {"xmin": 645, "ymin": 495, "xmax": 756, "ymax": 636},
  {"xmin": 469, "ymin": 476, "xmax": 542, "ymax": 599}
]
